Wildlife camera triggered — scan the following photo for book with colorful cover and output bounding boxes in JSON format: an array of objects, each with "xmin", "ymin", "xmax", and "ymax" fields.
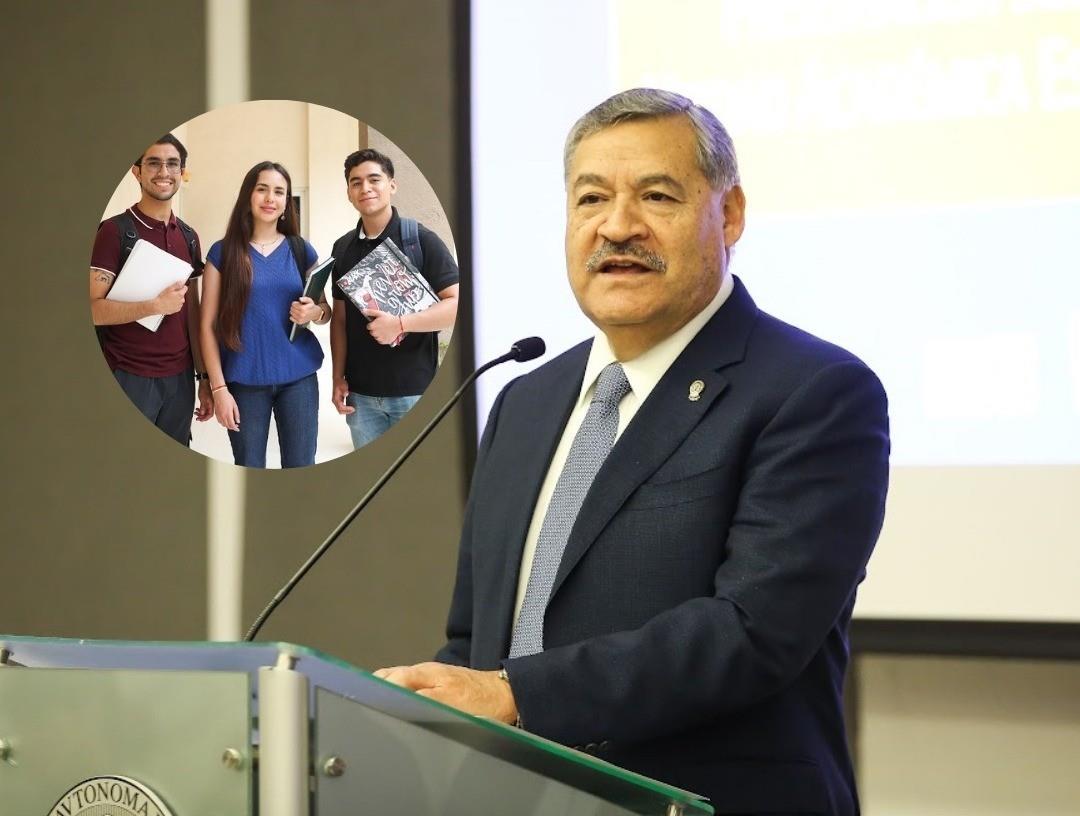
[{"xmin": 334, "ymin": 238, "xmax": 439, "ymax": 346}]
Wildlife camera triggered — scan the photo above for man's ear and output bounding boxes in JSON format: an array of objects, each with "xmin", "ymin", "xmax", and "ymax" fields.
[
  {"xmin": 389, "ymin": 177, "xmax": 398, "ymax": 196},
  {"xmin": 722, "ymin": 184, "xmax": 746, "ymax": 248},
  {"xmin": 130, "ymin": 163, "xmax": 141, "ymax": 183}
]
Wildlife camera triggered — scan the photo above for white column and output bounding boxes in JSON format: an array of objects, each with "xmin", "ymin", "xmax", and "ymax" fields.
[
  {"xmin": 205, "ymin": 0, "xmax": 249, "ymax": 642},
  {"xmin": 257, "ymin": 651, "xmax": 311, "ymax": 816},
  {"xmin": 207, "ymin": 0, "xmax": 249, "ymax": 111}
]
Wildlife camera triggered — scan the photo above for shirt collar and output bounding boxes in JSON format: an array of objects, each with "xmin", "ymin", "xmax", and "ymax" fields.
[
  {"xmin": 129, "ymin": 203, "xmax": 176, "ymax": 230},
  {"xmin": 577, "ymin": 271, "xmax": 735, "ymax": 408},
  {"xmin": 358, "ymin": 206, "xmax": 399, "ymax": 241}
]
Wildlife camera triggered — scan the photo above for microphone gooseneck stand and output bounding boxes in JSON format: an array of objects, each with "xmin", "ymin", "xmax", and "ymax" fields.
[{"xmin": 243, "ymin": 337, "xmax": 546, "ymax": 642}]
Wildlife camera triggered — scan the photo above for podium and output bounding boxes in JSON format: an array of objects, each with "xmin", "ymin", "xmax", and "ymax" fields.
[{"xmin": 0, "ymin": 635, "xmax": 712, "ymax": 815}]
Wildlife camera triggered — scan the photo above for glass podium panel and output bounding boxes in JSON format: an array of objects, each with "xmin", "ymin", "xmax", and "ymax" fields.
[
  {"xmin": 0, "ymin": 635, "xmax": 713, "ymax": 816},
  {"xmin": 317, "ymin": 687, "xmax": 654, "ymax": 816},
  {"xmin": 0, "ymin": 667, "xmax": 251, "ymax": 815}
]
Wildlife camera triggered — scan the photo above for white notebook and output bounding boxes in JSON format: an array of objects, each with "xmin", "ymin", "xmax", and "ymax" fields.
[{"xmin": 106, "ymin": 238, "xmax": 194, "ymax": 331}]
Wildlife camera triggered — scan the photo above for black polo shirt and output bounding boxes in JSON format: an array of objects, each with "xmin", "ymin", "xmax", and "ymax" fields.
[{"xmin": 331, "ymin": 208, "xmax": 459, "ymax": 397}]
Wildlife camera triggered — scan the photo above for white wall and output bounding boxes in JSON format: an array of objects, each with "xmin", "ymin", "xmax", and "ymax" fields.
[
  {"xmin": 181, "ymin": 99, "xmax": 308, "ymax": 246},
  {"xmin": 858, "ymin": 656, "xmax": 1080, "ymax": 815},
  {"xmin": 306, "ymin": 104, "xmax": 362, "ymax": 260}
]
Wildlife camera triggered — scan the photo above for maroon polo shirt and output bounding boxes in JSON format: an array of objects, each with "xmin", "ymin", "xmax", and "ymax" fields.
[{"xmin": 91, "ymin": 204, "xmax": 203, "ymax": 378}]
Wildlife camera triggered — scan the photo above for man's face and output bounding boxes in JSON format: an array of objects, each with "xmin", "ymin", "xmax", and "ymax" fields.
[
  {"xmin": 347, "ymin": 161, "xmax": 397, "ymax": 219},
  {"xmin": 565, "ymin": 116, "xmax": 745, "ymax": 352},
  {"xmin": 132, "ymin": 143, "xmax": 183, "ymax": 202}
]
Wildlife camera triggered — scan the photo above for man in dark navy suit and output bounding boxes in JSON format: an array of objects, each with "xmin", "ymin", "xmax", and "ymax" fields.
[{"xmin": 376, "ymin": 89, "xmax": 890, "ymax": 815}]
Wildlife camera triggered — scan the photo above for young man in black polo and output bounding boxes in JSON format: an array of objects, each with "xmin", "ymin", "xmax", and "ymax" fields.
[
  {"xmin": 329, "ymin": 148, "xmax": 460, "ymax": 448},
  {"xmin": 89, "ymin": 134, "xmax": 212, "ymax": 445}
]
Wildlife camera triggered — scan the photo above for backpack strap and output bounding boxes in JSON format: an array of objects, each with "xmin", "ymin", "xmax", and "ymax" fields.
[
  {"xmin": 287, "ymin": 234, "xmax": 308, "ymax": 282},
  {"xmin": 106, "ymin": 211, "xmax": 204, "ymax": 276},
  {"xmin": 399, "ymin": 217, "xmax": 424, "ymax": 272},
  {"xmin": 95, "ymin": 211, "xmax": 139, "ymax": 347},
  {"xmin": 174, "ymin": 216, "xmax": 204, "ymax": 274},
  {"xmin": 108, "ymin": 210, "xmax": 140, "ymax": 275}
]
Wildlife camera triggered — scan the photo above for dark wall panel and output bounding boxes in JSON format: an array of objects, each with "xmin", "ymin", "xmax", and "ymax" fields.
[
  {"xmin": 244, "ymin": 0, "xmax": 466, "ymax": 669},
  {"xmin": 0, "ymin": 1, "xmax": 209, "ymax": 639},
  {"xmin": 0, "ymin": 0, "xmax": 467, "ymax": 671}
]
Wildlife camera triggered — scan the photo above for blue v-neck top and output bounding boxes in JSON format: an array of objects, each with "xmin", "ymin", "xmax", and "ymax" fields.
[{"xmin": 207, "ymin": 238, "xmax": 323, "ymax": 386}]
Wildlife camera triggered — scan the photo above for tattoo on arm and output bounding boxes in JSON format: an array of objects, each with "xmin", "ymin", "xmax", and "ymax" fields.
[{"xmin": 94, "ymin": 272, "xmax": 113, "ymax": 284}]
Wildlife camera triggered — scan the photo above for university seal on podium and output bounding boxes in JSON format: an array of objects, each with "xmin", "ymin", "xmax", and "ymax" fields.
[{"xmin": 48, "ymin": 776, "xmax": 173, "ymax": 816}]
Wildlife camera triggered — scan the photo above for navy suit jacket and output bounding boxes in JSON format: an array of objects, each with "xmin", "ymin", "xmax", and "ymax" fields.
[{"xmin": 437, "ymin": 278, "xmax": 889, "ymax": 815}]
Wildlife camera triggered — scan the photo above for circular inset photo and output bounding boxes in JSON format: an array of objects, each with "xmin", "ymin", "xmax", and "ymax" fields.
[{"xmin": 88, "ymin": 101, "xmax": 460, "ymax": 468}]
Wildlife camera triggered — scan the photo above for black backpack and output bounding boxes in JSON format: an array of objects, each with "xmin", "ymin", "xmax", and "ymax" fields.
[
  {"xmin": 95, "ymin": 211, "xmax": 204, "ymax": 347},
  {"xmin": 96, "ymin": 216, "xmax": 309, "ymax": 346},
  {"xmin": 285, "ymin": 234, "xmax": 309, "ymax": 280},
  {"xmin": 399, "ymin": 216, "xmax": 424, "ymax": 271},
  {"xmin": 108, "ymin": 211, "xmax": 308, "ymax": 284},
  {"xmin": 106, "ymin": 209, "xmax": 204, "ymax": 290}
]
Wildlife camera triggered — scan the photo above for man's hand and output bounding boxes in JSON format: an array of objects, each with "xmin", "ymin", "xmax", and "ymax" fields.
[
  {"xmin": 332, "ymin": 376, "xmax": 355, "ymax": 415},
  {"xmin": 362, "ymin": 309, "xmax": 404, "ymax": 346},
  {"xmin": 289, "ymin": 295, "xmax": 323, "ymax": 325},
  {"xmin": 373, "ymin": 662, "xmax": 518, "ymax": 725},
  {"xmin": 154, "ymin": 283, "xmax": 188, "ymax": 315},
  {"xmin": 194, "ymin": 380, "xmax": 214, "ymax": 422}
]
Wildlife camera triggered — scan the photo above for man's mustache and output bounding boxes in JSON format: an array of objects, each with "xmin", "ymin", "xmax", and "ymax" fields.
[{"xmin": 585, "ymin": 242, "xmax": 667, "ymax": 274}]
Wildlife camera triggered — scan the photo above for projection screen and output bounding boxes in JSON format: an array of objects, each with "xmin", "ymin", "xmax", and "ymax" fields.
[{"xmin": 470, "ymin": 0, "xmax": 1080, "ymax": 624}]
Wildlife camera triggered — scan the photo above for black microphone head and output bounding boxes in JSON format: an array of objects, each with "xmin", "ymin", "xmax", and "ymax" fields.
[{"xmin": 510, "ymin": 337, "xmax": 546, "ymax": 362}]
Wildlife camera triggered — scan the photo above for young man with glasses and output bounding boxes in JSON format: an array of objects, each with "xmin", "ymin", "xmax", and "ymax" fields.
[{"xmin": 89, "ymin": 134, "xmax": 213, "ymax": 446}]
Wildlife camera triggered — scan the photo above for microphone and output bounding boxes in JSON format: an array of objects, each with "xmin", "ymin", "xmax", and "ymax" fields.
[
  {"xmin": 243, "ymin": 337, "xmax": 546, "ymax": 642},
  {"xmin": 509, "ymin": 336, "xmax": 545, "ymax": 363}
]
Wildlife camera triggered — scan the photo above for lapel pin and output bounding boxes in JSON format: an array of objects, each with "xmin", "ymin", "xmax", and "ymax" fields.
[{"xmin": 688, "ymin": 380, "xmax": 705, "ymax": 401}]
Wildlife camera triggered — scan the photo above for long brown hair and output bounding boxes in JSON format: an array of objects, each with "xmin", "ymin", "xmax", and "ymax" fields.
[{"xmin": 217, "ymin": 161, "xmax": 300, "ymax": 351}]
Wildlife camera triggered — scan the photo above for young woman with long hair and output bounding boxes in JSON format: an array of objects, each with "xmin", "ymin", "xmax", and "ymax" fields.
[{"xmin": 200, "ymin": 161, "xmax": 330, "ymax": 468}]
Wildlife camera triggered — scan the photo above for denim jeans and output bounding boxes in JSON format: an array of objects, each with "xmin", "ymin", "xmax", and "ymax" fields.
[
  {"xmin": 345, "ymin": 392, "xmax": 421, "ymax": 449},
  {"xmin": 227, "ymin": 373, "xmax": 318, "ymax": 468},
  {"xmin": 114, "ymin": 367, "xmax": 194, "ymax": 446}
]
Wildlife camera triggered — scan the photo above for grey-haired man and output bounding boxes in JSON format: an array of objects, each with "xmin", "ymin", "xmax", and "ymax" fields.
[{"xmin": 377, "ymin": 89, "xmax": 889, "ymax": 815}]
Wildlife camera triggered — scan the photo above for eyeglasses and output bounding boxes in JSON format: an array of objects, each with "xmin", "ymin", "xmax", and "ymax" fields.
[{"xmin": 138, "ymin": 158, "xmax": 183, "ymax": 174}]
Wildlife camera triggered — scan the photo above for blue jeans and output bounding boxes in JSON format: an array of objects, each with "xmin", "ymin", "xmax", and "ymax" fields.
[
  {"xmin": 345, "ymin": 392, "xmax": 421, "ymax": 449},
  {"xmin": 227, "ymin": 373, "xmax": 318, "ymax": 468}
]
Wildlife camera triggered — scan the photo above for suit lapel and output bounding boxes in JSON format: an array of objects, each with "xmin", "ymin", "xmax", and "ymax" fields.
[{"xmin": 551, "ymin": 278, "xmax": 759, "ymax": 598}]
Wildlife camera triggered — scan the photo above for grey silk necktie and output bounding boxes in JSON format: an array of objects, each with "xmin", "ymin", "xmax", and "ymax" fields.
[{"xmin": 509, "ymin": 362, "xmax": 631, "ymax": 658}]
